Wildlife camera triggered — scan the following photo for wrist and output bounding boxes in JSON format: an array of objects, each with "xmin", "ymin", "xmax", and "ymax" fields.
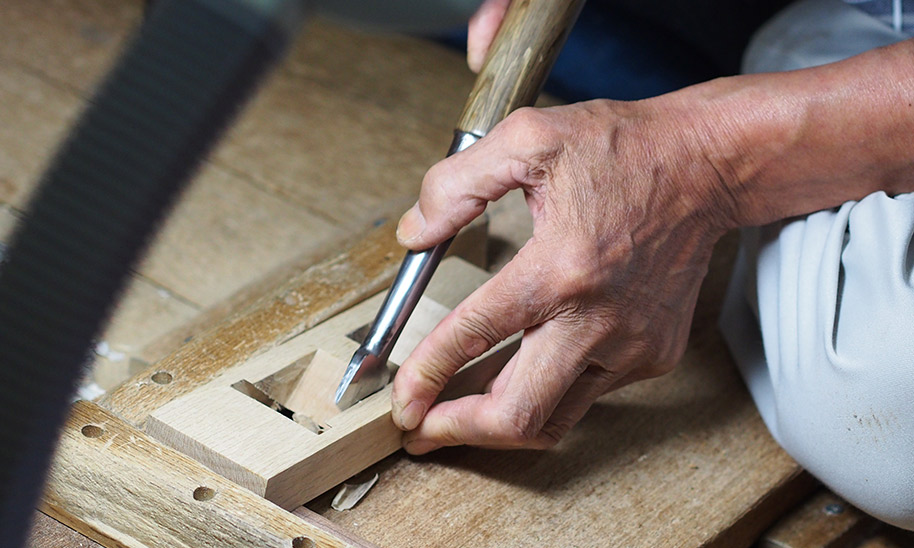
[
  {"xmin": 672, "ymin": 39, "xmax": 914, "ymax": 229},
  {"xmin": 629, "ymin": 85, "xmax": 756, "ymax": 236},
  {"xmin": 655, "ymin": 74, "xmax": 806, "ymax": 231}
]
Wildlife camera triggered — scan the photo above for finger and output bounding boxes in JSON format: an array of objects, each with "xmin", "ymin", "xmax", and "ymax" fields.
[
  {"xmin": 391, "ymin": 256, "xmax": 548, "ymax": 431},
  {"xmin": 396, "ymin": 130, "xmax": 530, "ymax": 250},
  {"xmin": 531, "ymin": 365, "xmax": 624, "ymax": 448},
  {"xmin": 401, "ymin": 320, "xmax": 590, "ymax": 452},
  {"xmin": 467, "ymin": 0, "xmax": 511, "ymax": 72},
  {"xmin": 446, "ymin": 361, "xmax": 619, "ymax": 451}
]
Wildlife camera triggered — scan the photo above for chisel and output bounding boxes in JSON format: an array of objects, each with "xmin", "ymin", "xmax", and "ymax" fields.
[{"xmin": 335, "ymin": 0, "xmax": 586, "ymax": 409}]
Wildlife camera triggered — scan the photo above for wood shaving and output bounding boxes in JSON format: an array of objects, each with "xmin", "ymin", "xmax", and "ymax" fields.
[{"xmin": 331, "ymin": 473, "xmax": 379, "ymax": 511}]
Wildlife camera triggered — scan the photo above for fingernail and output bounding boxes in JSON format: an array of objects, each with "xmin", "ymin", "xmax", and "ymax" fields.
[
  {"xmin": 467, "ymin": 51, "xmax": 480, "ymax": 73},
  {"xmin": 404, "ymin": 439, "xmax": 439, "ymax": 455},
  {"xmin": 398, "ymin": 400, "xmax": 426, "ymax": 431},
  {"xmin": 396, "ymin": 205, "xmax": 426, "ymax": 244}
]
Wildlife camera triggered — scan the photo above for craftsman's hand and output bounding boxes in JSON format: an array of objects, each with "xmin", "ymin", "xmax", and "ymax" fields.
[{"xmin": 390, "ymin": 99, "xmax": 738, "ymax": 453}]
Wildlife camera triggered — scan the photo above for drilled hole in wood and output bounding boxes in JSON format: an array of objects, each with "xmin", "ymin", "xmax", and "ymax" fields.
[
  {"xmin": 292, "ymin": 536, "xmax": 315, "ymax": 548},
  {"xmin": 151, "ymin": 371, "xmax": 173, "ymax": 385},
  {"xmin": 193, "ymin": 486, "xmax": 215, "ymax": 501},
  {"xmin": 80, "ymin": 424, "xmax": 104, "ymax": 438}
]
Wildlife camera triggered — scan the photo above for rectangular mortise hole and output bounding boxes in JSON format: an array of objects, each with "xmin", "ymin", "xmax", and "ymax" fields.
[
  {"xmin": 230, "ymin": 350, "xmax": 345, "ymax": 434},
  {"xmin": 346, "ymin": 323, "xmax": 371, "ymax": 345},
  {"xmin": 231, "ymin": 379, "xmax": 323, "ymax": 433}
]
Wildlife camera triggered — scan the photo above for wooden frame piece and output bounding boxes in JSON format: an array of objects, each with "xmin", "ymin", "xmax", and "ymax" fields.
[
  {"xmin": 43, "ymin": 400, "xmax": 375, "ymax": 548},
  {"xmin": 146, "ymin": 257, "xmax": 518, "ymax": 510}
]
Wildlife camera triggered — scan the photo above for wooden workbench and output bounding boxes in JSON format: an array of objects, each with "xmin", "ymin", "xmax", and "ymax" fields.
[
  {"xmin": 0, "ymin": 0, "xmax": 474, "ymax": 391},
  {"xmin": 9, "ymin": 1, "xmax": 908, "ymax": 547}
]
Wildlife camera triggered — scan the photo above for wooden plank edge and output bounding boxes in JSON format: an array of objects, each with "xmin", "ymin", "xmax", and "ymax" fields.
[
  {"xmin": 42, "ymin": 400, "xmax": 377, "ymax": 548},
  {"xmin": 704, "ymin": 468, "xmax": 819, "ymax": 548},
  {"xmin": 759, "ymin": 489, "xmax": 878, "ymax": 548}
]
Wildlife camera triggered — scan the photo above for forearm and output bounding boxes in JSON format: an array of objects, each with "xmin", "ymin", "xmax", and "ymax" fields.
[{"xmin": 674, "ymin": 37, "xmax": 914, "ymax": 228}]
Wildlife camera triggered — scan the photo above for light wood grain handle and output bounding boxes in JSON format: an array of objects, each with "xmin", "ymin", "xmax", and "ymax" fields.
[{"xmin": 456, "ymin": 0, "xmax": 585, "ymax": 136}]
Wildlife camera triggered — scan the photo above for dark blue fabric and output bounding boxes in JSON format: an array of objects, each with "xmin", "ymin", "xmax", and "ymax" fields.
[
  {"xmin": 438, "ymin": 0, "xmax": 792, "ymax": 102},
  {"xmin": 543, "ymin": 2, "xmax": 717, "ymax": 101}
]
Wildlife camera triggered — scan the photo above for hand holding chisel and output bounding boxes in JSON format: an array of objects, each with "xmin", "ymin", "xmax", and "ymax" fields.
[{"xmin": 335, "ymin": 0, "xmax": 586, "ymax": 409}]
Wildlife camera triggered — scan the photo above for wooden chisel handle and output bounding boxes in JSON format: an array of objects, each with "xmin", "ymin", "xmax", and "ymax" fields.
[{"xmin": 457, "ymin": 0, "xmax": 586, "ymax": 137}]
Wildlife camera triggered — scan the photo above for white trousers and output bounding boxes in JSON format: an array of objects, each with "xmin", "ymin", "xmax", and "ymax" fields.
[{"xmin": 720, "ymin": 0, "xmax": 914, "ymax": 530}]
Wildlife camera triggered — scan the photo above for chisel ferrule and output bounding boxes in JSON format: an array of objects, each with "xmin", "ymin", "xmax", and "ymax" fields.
[{"xmin": 334, "ymin": 130, "xmax": 482, "ymax": 409}]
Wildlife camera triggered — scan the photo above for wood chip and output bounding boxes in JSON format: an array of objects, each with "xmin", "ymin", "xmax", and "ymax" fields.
[
  {"xmin": 331, "ymin": 474, "xmax": 379, "ymax": 511},
  {"xmin": 292, "ymin": 412, "xmax": 321, "ymax": 434}
]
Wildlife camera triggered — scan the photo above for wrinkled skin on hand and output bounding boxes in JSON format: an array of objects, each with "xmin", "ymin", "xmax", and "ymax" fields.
[{"xmin": 391, "ymin": 100, "xmax": 734, "ymax": 454}]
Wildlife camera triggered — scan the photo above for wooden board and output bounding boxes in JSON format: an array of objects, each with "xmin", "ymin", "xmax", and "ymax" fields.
[
  {"xmin": 146, "ymin": 258, "xmax": 518, "ymax": 510},
  {"xmin": 45, "ymin": 224, "xmax": 815, "ymax": 548},
  {"xmin": 134, "ymin": 161, "xmax": 338, "ymax": 310},
  {"xmin": 760, "ymin": 490, "xmax": 873, "ymax": 548},
  {"xmin": 0, "ymin": 0, "xmax": 138, "ymax": 94},
  {"xmin": 0, "ymin": 58, "xmax": 84, "ymax": 210},
  {"xmin": 212, "ymin": 24, "xmax": 473, "ymax": 227}
]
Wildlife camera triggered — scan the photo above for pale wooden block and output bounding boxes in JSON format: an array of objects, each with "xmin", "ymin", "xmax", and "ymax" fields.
[
  {"xmin": 257, "ymin": 349, "xmax": 345, "ymax": 427},
  {"xmin": 151, "ymin": 385, "xmax": 319, "ymax": 495},
  {"xmin": 147, "ymin": 258, "xmax": 517, "ymax": 510},
  {"xmin": 388, "ymin": 297, "xmax": 451, "ymax": 367}
]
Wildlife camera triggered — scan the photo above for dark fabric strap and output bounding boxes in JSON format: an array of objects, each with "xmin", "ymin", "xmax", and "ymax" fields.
[{"xmin": 0, "ymin": 1, "xmax": 302, "ymax": 546}]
